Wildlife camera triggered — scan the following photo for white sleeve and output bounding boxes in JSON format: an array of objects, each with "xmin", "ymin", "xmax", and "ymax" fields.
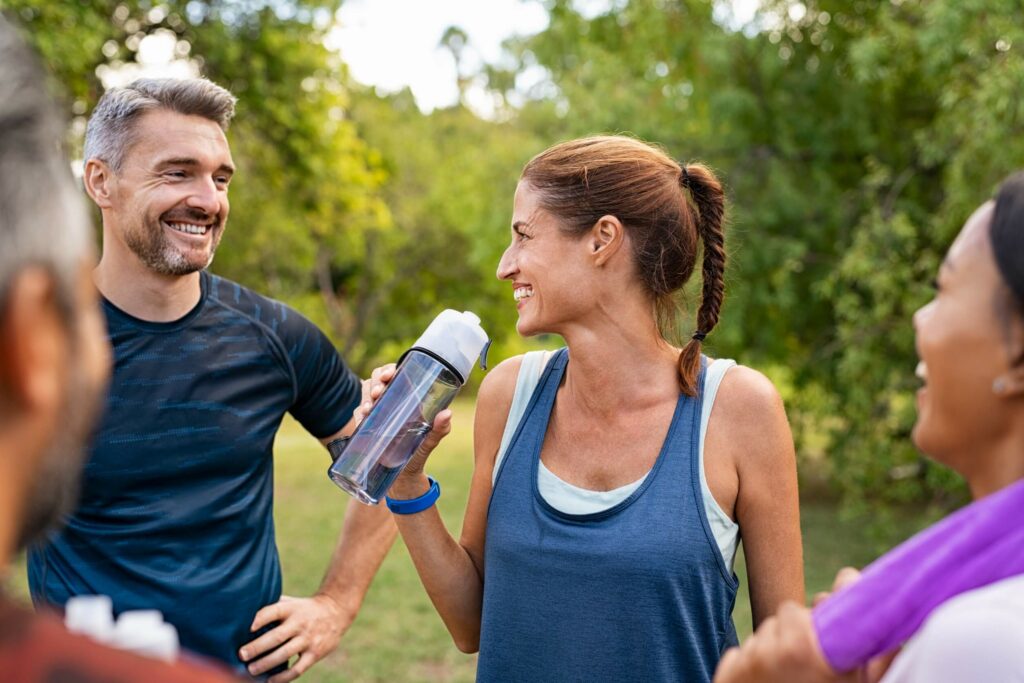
[{"xmin": 881, "ymin": 582, "xmax": 1024, "ymax": 683}]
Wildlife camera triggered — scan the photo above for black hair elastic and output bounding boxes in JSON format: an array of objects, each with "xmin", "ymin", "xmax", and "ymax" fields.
[
  {"xmin": 692, "ymin": 330, "xmax": 707, "ymax": 342},
  {"xmin": 679, "ymin": 166, "xmax": 691, "ymax": 188}
]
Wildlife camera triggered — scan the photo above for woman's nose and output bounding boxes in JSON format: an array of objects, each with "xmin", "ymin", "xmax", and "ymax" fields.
[{"xmin": 496, "ymin": 246, "xmax": 516, "ymax": 281}]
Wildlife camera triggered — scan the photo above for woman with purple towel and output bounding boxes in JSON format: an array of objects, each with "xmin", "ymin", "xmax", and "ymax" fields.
[{"xmin": 714, "ymin": 172, "xmax": 1024, "ymax": 683}]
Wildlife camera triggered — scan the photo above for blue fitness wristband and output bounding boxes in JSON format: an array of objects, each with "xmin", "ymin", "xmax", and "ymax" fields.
[{"xmin": 385, "ymin": 476, "xmax": 440, "ymax": 515}]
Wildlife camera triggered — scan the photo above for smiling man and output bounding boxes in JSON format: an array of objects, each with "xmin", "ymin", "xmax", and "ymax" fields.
[{"xmin": 26, "ymin": 78, "xmax": 396, "ymax": 682}]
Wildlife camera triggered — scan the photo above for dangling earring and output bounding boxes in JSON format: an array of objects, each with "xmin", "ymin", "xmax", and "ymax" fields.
[{"xmin": 993, "ymin": 377, "xmax": 1008, "ymax": 395}]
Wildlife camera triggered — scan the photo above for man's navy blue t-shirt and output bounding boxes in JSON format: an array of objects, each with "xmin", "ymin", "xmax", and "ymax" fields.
[{"xmin": 27, "ymin": 271, "xmax": 361, "ymax": 674}]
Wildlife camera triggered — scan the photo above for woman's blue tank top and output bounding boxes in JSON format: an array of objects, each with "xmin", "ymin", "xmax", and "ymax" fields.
[{"xmin": 478, "ymin": 348, "xmax": 739, "ymax": 682}]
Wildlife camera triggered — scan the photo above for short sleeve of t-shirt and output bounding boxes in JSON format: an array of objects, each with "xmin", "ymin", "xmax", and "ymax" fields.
[
  {"xmin": 880, "ymin": 574, "xmax": 1024, "ymax": 683},
  {"xmin": 273, "ymin": 307, "xmax": 362, "ymax": 439},
  {"xmin": 204, "ymin": 273, "xmax": 362, "ymax": 440}
]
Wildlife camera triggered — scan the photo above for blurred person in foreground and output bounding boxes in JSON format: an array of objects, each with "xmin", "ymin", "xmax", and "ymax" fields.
[
  {"xmin": 713, "ymin": 173, "xmax": 1024, "ymax": 683},
  {"xmin": 362, "ymin": 135, "xmax": 805, "ymax": 681},
  {"xmin": 0, "ymin": 14, "xmax": 236, "ymax": 681},
  {"xmin": 25, "ymin": 75, "xmax": 394, "ymax": 681}
]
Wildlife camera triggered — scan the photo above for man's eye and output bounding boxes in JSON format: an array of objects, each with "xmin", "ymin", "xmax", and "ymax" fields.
[{"xmin": 165, "ymin": 171, "xmax": 186, "ymax": 179}]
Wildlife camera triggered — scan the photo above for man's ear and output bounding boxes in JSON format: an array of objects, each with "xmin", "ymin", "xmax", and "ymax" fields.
[
  {"xmin": 82, "ymin": 158, "xmax": 115, "ymax": 209},
  {"xmin": 589, "ymin": 214, "xmax": 625, "ymax": 267},
  {"xmin": 0, "ymin": 268, "xmax": 68, "ymax": 414}
]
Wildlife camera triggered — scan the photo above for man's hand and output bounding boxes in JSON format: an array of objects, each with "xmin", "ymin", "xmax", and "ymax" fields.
[
  {"xmin": 239, "ymin": 593, "xmax": 354, "ymax": 682},
  {"xmin": 358, "ymin": 364, "xmax": 396, "ymax": 425}
]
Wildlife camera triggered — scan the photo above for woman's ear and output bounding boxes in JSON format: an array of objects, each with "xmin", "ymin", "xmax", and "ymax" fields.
[
  {"xmin": 590, "ymin": 214, "xmax": 625, "ymax": 267},
  {"xmin": 996, "ymin": 310, "xmax": 1024, "ymax": 397}
]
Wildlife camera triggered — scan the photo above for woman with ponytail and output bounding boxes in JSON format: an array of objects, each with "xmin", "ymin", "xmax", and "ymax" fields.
[{"xmin": 366, "ymin": 135, "xmax": 804, "ymax": 681}]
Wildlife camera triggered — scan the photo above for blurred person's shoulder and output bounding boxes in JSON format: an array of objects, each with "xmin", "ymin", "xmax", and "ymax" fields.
[
  {"xmin": 880, "ymin": 574, "xmax": 1024, "ymax": 683},
  {"xmin": 0, "ymin": 597, "xmax": 237, "ymax": 683}
]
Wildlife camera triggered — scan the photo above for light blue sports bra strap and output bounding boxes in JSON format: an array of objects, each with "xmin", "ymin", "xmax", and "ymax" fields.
[{"xmin": 493, "ymin": 350, "xmax": 552, "ymax": 485}]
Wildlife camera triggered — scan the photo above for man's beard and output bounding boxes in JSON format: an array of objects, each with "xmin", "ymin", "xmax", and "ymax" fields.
[
  {"xmin": 124, "ymin": 207, "xmax": 223, "ymax": 276},
  {"xmin": 17, "ymin": 355, "xmax": 106, "ymax": 550}
]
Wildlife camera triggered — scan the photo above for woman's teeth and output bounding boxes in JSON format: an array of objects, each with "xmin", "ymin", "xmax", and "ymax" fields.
[
  {"xmin": 915, "ymin": 361, "xmax": 928, "ymax": 382},
  {"xmin": 514, "ymin": 287, "xmax": 534, "ymax": 302}
]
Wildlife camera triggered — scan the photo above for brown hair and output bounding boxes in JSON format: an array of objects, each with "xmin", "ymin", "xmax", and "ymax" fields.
[{"xmin": 521, "ymin": 135, "xmax": 727, "ymax": 396}]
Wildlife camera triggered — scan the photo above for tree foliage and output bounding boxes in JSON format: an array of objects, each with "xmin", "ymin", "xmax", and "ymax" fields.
[{"xmin": 7, "ymin": 0, "xmax": 1023, "ymax": 503}]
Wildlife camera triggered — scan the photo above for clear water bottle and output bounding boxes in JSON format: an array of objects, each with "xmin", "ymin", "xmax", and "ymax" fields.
[{"xmin": 328, "ymin": 310, "xmax": 489, "ymax": 504}]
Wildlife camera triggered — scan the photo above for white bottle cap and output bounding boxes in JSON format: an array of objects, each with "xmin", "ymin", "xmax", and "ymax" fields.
[
  {"xmin": 65, "ymin": 595, "xmax": 115, "ymax": 644},
  {"xmin": 410, "ymin": 310, "xmax": 489, "ymax": 383},
  {"xmin": 113, "ymin": 609, "xmax": 180, "ymax": 663}
]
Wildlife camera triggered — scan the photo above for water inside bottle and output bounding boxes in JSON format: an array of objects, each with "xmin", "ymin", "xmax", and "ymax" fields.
[
  {"xmin": 329, "ymin": 420, "xmax": 433, "ymax": 504},
  {"xmin": 328, "ymin": 350, "xmax": 462, "ymax": 504}
]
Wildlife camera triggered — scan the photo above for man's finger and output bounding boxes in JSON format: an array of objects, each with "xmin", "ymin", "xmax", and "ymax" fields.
[
  {"xmin": 268, "ymin": 651, "xmax": 317, "ymax": 683},
  {"xmin": 250, "ymin": 601, "xmax": 287, "ymax": 632},
  {"xmin": 812, "ymin": 591, "xmax": 831, "ymax": 607},
  {"xmin": 248, "ymin": 636, "xmax": 305, "ymax": 676},
  {"xmin": 240, "ymin": 620, "xmax": 296, "ymax": 661}
]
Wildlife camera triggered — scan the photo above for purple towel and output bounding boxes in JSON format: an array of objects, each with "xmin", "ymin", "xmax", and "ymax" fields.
[{"xmin": 813, "ymin": 477, "xmax": 1024, "ymax": 673}]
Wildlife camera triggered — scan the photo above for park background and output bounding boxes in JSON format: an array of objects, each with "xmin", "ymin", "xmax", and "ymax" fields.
[{"xmin": 3, "ymin": 0, "xmax": 1023, "ymax": 680}]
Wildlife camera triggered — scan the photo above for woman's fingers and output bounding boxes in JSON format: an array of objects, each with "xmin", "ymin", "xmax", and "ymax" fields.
[
  {"xmin": 831, "ymin": 567, "xmax": 862, "ymax": 593},
  {"xmin": 404, "ymin": 409, "xmax": 453, "ymax": 474}
]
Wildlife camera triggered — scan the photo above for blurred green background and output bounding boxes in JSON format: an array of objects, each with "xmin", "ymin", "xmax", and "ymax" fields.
[
  {"xmin": 3, "ymin": 0, "xmax": 1022, "ymax": 679},
  {"xmin": 7, "ymin": 0, "xmax": 1024, "ymax": 506}
]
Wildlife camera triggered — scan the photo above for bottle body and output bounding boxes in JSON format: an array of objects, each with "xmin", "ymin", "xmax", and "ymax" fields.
[{"xmin": 328, "ymin": 349, "xmax": 461, "ymax": 504}]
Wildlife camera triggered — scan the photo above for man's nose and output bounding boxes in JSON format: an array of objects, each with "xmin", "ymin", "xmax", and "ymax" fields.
[{"xmin": 186, "ymin": 176, "xmax": 221, "ymax": 215}]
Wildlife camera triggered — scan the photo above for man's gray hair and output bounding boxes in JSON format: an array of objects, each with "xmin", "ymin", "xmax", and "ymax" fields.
[
  {"xmin": 0, "ymin": 15, "xmax": 89, "ymax": 315},
  {"xmin": 83, "ymin": 77, "xmax": 237, "ymax": 170}
]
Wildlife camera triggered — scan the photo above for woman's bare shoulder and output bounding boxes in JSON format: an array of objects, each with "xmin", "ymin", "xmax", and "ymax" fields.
[
  {"xmin": 472, "ymin": 355, "xmax": 526, "ymax": 461},
  {"xmin": 710, "ymin": 364, "xmax": 793, "ymax": 470},
  {"xmin": 713, "ymin": 364, "xmax": 785, "ymax": 419}
]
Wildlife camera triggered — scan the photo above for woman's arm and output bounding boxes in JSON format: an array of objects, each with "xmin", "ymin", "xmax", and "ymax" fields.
[
  {"xmin": 709, "ymin": 366, "xmax": 804, "ymax": 627},
  {"xmin": 385, "ymin": 356, "xmax": 521, "ymax": 652}
]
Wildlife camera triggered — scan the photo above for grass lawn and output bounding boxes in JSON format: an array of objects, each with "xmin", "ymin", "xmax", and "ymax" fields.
[{"xmin": 7, "ymin": 397, "xmax": 938, "ymax": 682}]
